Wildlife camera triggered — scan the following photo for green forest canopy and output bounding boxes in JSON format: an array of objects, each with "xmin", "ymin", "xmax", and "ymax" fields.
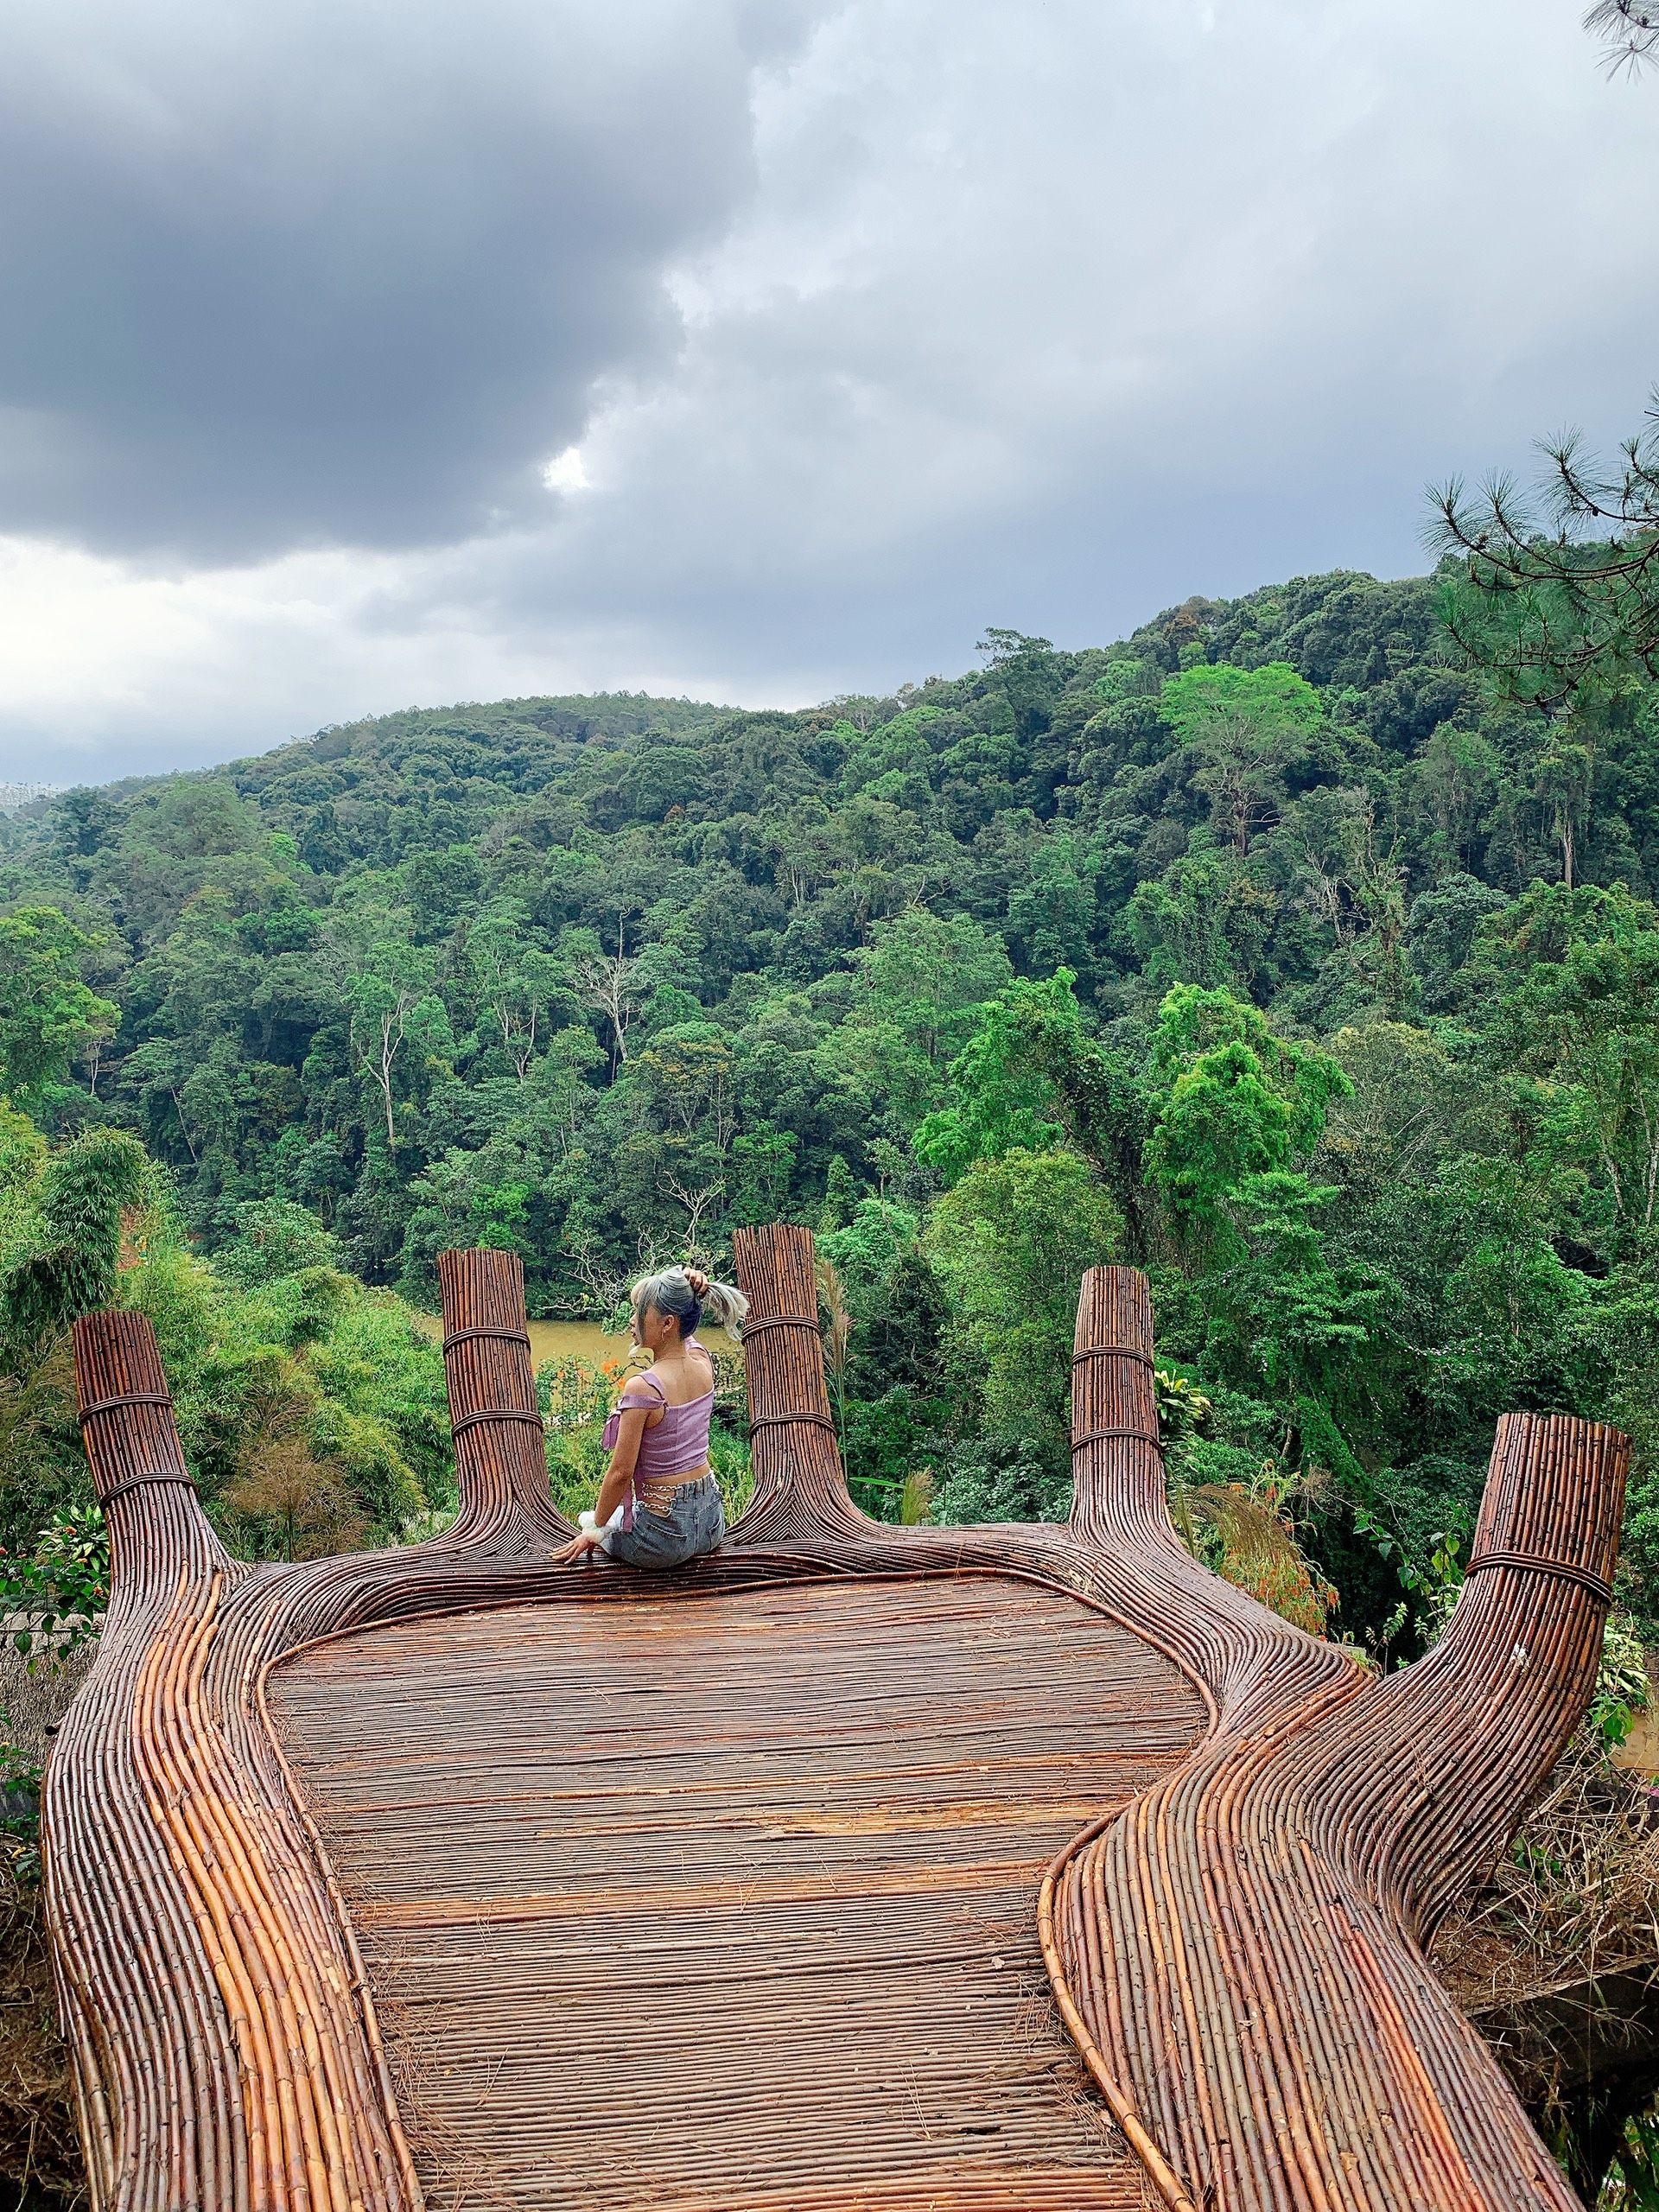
[{"xmin": 5, "ymin": 568, "xmax": 1659, "ymax": 1654}]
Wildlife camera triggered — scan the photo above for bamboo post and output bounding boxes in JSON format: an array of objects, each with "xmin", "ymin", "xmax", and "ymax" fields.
[
  {"xmin": 73, "ymin": 1311, "xmax": 232, "ymax": 1623},
  {"xmin": 437, "ymin": 1247, "xmax": 568, "ymax": 1549},
  {"xmin": 1313, "ymin": 1408, "xmax": 1629, "ymax": 1936},
  {"xmin": 1070, "ymin": 1264, "xmax": 1168, "ymax": 1548},
  {"xmin": 732, "ymin": 1223, "xmax": 862, "ymax": 1542}
]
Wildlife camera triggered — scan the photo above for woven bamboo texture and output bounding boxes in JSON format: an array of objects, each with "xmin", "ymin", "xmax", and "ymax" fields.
[
  {"xmin": 40, "ymin": 1230, "xmax": 1627, "ymax": 2212},
  {"xmin": 270, "ymin": 1580, "xmax": 1197, "ymax": 2209}
]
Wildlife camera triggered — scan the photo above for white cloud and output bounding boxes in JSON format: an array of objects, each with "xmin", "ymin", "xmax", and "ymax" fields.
[
  {"xmin": 542, "ymin": 448, "xmax": 593, "ymax": 495},
  {"xmin": 0, "ymin": 533, "xmax": 814, "ymax": 779}
]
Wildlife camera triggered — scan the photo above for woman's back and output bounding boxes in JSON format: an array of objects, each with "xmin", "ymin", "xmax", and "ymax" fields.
[
  {"xmin": 557, "ymin": 1264, "xmax": 743, "ymax": 1574},
  {"xmin": 622, "ymin": 1342, "xmax": 715, "ymax": 1479}
]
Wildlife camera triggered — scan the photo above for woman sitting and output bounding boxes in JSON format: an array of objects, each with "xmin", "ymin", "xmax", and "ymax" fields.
[{"xmin": 553, "ymin": 1264, "xmax": 747, "ymax": 1569}]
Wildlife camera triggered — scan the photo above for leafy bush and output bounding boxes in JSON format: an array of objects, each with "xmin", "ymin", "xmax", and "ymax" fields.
[{"xmin": 0, "ymin": 1508, "xmax": 107, "ymax": 1662}]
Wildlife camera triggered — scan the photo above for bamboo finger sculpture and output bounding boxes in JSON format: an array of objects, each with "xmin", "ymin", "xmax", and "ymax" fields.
[{"xmin": 40, "ymin": 1235, "xmax": 1625, "ymax": 2211}]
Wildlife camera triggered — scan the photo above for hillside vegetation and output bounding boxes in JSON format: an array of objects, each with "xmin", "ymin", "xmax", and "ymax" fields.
[{"xmin": 3, "ymin": 569, "xmax": 1659, "ymax": 1654}]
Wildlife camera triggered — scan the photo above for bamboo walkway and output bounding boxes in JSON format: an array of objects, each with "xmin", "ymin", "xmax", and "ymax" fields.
[{"xmin": 41, "ymin": 1226, "xmax": 1631, "ymax": 2212}]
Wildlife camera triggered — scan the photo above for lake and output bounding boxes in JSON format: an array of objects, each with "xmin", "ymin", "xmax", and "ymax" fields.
[
  {"xmin": 412, "ymin": 1315, "xmax": 626, "ymax": 1369},
  {"xmin": 410, "ymin": 1314, "xmax": 742, "ymax": 1376}
]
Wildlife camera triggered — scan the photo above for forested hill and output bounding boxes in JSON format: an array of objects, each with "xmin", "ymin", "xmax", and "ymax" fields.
[{"xmin": 5, "ymin": 563, "xmax": 1659, "ymax": 1645}]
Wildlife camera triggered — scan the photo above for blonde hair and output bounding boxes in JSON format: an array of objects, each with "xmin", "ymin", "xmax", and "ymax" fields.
[{"xmin": 629, "ymin": 1266, "xmax": 748, "ymax": 1339}]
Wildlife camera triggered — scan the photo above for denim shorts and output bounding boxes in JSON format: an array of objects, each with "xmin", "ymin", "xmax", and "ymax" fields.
[{"xmin": 609, "ymin": 1476, "xmax": 725, "ymax": 1570}]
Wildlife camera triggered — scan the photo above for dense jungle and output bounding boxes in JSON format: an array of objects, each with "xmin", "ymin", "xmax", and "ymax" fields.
[
  {"xmin": 7, "ymin": 562, "xmax": 1659, "ymax": 1642},
  {"xmin": 4, "ymin": 556, "xmax": 1659, "ymax": 2200}
]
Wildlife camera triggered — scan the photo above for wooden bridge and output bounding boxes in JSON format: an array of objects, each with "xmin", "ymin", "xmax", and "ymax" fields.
[{"xmin": 45, "ymin": 1226, "xmax": 1627, "ymax": 2211}]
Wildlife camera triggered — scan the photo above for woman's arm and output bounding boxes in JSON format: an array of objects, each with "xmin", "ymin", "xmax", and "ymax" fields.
[
  {"xmin": 592, "ymin": 1406, "xmax": 649, "ymax": 1524},
  {"xmin": 551, "ymin": 1392, "xmax": 658, "ymax": 1562}
]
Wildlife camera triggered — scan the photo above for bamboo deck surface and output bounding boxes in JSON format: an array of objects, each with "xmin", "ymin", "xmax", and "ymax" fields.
[{"xmin": 270, "ymin": 1577, "xmax": 1199, "ymax": 2210}]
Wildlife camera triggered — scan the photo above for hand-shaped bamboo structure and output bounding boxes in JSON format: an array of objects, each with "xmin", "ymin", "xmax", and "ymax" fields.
[{"xmin": 40, "ymin": 1234, "xmax": 1625, "ymax": 2212}]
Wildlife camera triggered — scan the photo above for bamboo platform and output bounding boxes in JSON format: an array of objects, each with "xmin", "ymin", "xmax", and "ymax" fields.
[
  {"xmin": 43, "ymin": 1227, "xmax": 1629, "ymax": 2212},
  {"xmin": 271, "ymin": 1580, "xmax": 1194, "ymax": 2208}
]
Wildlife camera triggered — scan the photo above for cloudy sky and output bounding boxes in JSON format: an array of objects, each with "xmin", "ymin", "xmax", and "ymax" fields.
[{"xmin": 1, "ymin": 0, "xmax": 1656, "ymax": 784}]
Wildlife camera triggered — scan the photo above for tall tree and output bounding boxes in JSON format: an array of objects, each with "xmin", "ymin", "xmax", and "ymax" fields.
[
  {"xmin": 1143, "ymin": 985, "xmax": 1351, "ymax": 1255},
  {"xmin": 323, "ymin": 912, "xmax": 452, "ymax": 1149},
  {"xmin": 1433, "ymin": 390, "xmax": 1659, "ymax": 704},
  {"xmin": 1160, "ymin": 662, "xmax": 1324, "ymax": 856},
  {"xmin": 0, "ymin": 906, "xmax": 118, "ymax": 1113},
  {"xmin": 463, "ymin": 903, "xmax": 564, "ymax": 1079}
]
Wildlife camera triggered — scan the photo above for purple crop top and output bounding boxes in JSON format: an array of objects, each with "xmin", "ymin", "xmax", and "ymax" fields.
[{"xmin": 601, "ymin": 1350, "xmax": 715, "ymax": 1528}]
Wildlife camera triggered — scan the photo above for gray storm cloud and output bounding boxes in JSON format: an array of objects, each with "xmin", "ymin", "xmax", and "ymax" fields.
[
  {"xmin": 0, "ymin": 0, "xmax": 1655, "ymax": 778},
  {"xmin": 0, "ymin": 0, "xmax": 826, "ymax": 557}
]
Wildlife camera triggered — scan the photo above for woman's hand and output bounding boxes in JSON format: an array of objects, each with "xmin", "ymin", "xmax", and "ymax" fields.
[
  {"xmin": 684, "ymin": 1266, "xmax": 710, "ymax": 1298},
  {"xmin": 551, "ymin": 1530, "xmax": 602, "ymax": 1566}
]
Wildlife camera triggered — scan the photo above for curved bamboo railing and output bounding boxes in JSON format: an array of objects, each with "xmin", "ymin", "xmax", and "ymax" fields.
[
  {"xmin": 47, "ymin": 1313, "xmax": 422, "ymax": 2212},
  {"xmin": 1044, "ymin": 1264, "xmax": 1628, "ymax": 2212},
  {"xmin": 40, "ymin": 1235, "xmax": 1628, "ymax": 2212}
]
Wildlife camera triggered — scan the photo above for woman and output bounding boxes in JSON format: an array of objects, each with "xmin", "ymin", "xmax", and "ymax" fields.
[{"xmin": 552, "ymin": 1264, "xmax": 747, "ymax": 1569}]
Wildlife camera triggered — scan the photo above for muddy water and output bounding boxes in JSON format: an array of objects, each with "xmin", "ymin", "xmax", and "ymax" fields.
[
  {"xmin": 411, "ymin": 1314, "xmax": 628, "ymax": 1371},
  {"xmin": 411, "ymin": 1314, "xmax": 743, "ymax": 1376}
]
